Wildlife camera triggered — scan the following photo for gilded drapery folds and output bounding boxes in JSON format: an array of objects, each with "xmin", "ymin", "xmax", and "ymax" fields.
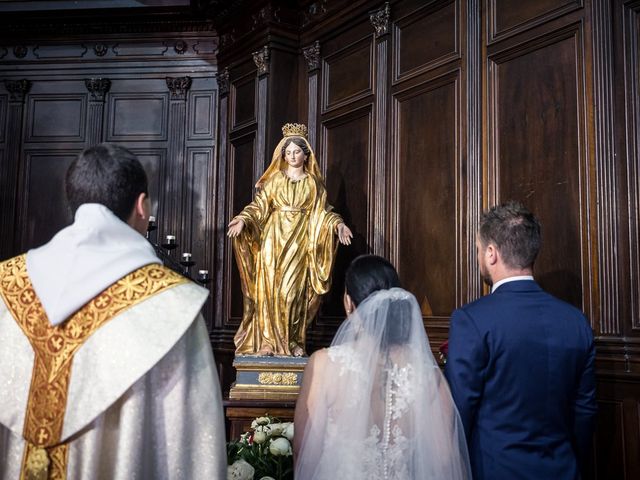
[{"xmin": 232, "ymin": 126, "xmax": 342, "ymax": 356}]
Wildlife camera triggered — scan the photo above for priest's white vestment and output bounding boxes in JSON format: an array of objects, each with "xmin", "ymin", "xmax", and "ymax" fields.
[{"xmin": 0, "ymin": 204, "xmax": 226, "ymax": 480}]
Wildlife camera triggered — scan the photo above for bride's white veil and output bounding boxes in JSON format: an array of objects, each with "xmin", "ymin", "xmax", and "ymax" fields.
[{"xmin": 295, "ymin": 288, "xmax": 470, "ymax": 479}]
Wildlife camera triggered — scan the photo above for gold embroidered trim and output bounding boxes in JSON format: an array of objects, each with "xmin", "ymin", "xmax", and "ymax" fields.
[{"xmin": 0, "ymin": 255, "xmax": 187, "ymax": 480}]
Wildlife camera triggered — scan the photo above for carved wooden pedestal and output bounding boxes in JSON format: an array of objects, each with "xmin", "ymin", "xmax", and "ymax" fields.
[{"xmin": 229, "ymin": 355, "xmax": 307, "ymax": 400}]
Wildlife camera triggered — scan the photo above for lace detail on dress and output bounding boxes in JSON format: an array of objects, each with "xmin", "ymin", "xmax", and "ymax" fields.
[
  {"xmin": 323, "ymin": 346, "xmax": 416, "ymax": 480},
  {"xmin": 328, "ymin": 344, "xmax": 364, "ymax": 376}
]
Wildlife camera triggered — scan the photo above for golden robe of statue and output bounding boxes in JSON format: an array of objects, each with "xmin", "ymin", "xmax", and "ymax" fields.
[{"xmin": 228, "ymin": 123, "xmax": 352, "ymax": 356}]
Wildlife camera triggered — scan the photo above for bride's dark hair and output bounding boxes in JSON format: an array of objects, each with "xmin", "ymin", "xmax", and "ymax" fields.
[
  {"xmin": 345, "ymin": 255, "xmax": 411, "ymax": 345},
  {"xmin": 345, "ymin": 255, "xmax": 400, "ymax": 306}
]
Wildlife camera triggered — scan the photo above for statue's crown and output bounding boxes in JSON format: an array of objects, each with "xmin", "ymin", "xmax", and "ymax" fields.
[{"xmin": 282, "ymin": 123, "xmax": 308, "ymax": 138}]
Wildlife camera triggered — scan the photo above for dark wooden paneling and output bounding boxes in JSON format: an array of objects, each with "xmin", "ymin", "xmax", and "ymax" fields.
[
  {"xmin": 623, "ymin": 3, "xmax": 640, "ymax": 331},
  {"xmin": 489, "ymin": 27, "xmax": 588, "ymax": 310},
  {"xmin": 0, "ymin": 95, "xmax": 6, "ymax": 142},
  {"xmin": 322, "ymin": 36, "xmax": 374, "ymax": 112},
  {"xmin": 231, "ymin": 73, "xmax": 256, "ymax": 130},
  {"xmin": 393, "ymin": 74, "xmax": 459, "ymax": 318},
  {"xmin": 188, "ymin": 92, "xmax": 215, "ymax": 140},
  {"xmin": 106, "ymin": 94, "xmax": 168, "ymax": 141},
  {"xmin": 26, "ymin": 95, "xmax": 86, "ymax": 143},
  {"xmin": 393, "ymin": 0, "xmax": 459, "ymax": 82},
  {"xmin": 319, "ymin": 108, "xmax": 372, "ymax": 320},
  {"xmin": 133, "ymin": 149, "xmax": 166, "ymax": 229},
  {"xmin": 228, "ymin": 133, "xmax": 256, "ymax": 321},
  {"xmin": 20, "ymin": 152, "xmax": 76, "ymax": 249},
  {"xmin": 489, "ymin": 0, "xmax": 583, "ymax": 41},
  {"xmin": 594, "ymin": 399, "xmax": 625, "ymax": 479}
]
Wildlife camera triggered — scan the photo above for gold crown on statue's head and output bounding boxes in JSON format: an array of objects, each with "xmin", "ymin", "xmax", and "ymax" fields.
[{"xmin": 282, "ymin": 123, "xmax": 308, "ymax": 138}]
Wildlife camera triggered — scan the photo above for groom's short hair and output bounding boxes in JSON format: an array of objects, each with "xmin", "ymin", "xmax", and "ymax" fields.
[{"xmin": 478, "ymin": 201, "xmax": 541, "ymax": 269}]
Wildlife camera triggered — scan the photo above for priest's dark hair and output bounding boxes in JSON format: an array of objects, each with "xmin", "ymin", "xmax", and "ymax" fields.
[
  {"xmin": 345, "ymin": 255, "xmax": 401, "ymax": 306},
  {"xmin": 66, "ymin": 143, "xmax": 148, "ymax": 221}
]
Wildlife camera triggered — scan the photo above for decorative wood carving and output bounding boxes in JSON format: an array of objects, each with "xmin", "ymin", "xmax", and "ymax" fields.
[
  {"xmin": 85, "ymin": 78, "xmax": 111, "ymax": 102},
  {"xmin": 302, "ymin": 0, "xmax": 329, "ymax": 27},
  {"xmin": 302, "ymin": 41, "xmax": 321, "ymax": 72},
  {"xmin": 217, "ymin": 67, "xmax": 230, "ymax": 96},
  {"xmin": 4, "ymin": 79, "xmax": 31, "ymax": 102},
  {"xmin": 370, "ymin": 2, "xmax": 391, "ymax": 37},
  {"xmin": 13, "ymin": 46, "xmax": 28, "ymax": 58},
  {"xmin": 94, "ymin": 43, "xmax": 108, "ymax": 56},
  {"xmin": 1, "ymin": 19, "xmax": 214, "ymax": 36},
  {"xmin": 174, "ymin": 40, "xmax": 189, "ymax": 54},
  {"xmin": 166, "ymin": 76, "xmax": 193, "ymax": 100},
  {"xmin": 252, "ymin": 45, "xmax": 270, "ymax": 76}
]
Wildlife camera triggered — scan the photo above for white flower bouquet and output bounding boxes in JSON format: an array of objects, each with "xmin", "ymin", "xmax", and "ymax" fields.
[{"xmin": 227, "ymin": 415, "xmax": 294, "ymax": 480}]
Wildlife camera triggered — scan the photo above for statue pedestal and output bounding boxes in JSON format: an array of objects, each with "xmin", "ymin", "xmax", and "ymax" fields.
[{"xmin": 229, "ymin": 355, "xmax": 308, "ymax": 400}]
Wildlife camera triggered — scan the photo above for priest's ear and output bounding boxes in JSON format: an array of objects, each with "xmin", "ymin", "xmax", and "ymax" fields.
[{"xmin": 128, "ymin": 192, "xmax": 150, "ymax": 235}]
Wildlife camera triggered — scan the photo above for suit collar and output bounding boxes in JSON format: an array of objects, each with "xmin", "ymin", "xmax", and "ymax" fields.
[{"xmin": 492, "ymin": 279, "xmax": 541, "ymax": 294}]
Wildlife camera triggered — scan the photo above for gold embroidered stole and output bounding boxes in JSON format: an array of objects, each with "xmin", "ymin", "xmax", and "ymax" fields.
[{"xmin": 0, "ymin": 255, "xmax": 187, "ymax": 480}]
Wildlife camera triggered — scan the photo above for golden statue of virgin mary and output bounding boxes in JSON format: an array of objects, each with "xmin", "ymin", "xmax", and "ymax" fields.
[{"xmin": 227, "ymin": 123, "xmax": 353, "ymax": 356}]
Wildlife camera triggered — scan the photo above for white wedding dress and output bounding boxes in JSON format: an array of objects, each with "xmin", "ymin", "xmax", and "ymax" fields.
[{"xmin": 295, "ymin": 288, "xmax": 470, "ymax": 479}]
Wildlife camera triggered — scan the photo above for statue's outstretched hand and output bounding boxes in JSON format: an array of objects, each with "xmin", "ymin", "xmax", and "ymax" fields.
[
  {"xmin": 227, "ymin": 218, "xmax": 245, "ymax": 237},
  {"xmin": 337, "ymin": 223, "xmax": 353, "ymax": 245}
]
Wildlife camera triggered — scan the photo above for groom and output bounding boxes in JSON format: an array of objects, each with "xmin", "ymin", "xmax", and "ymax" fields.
[{"xmin": 445, "ymin": 202, "xmax": 596, "ymax": 479}]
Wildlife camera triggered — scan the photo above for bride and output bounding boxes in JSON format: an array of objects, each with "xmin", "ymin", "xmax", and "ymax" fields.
[{"xmin": 294, "ymin": 255, "xmax": 471, "ymax": 479}]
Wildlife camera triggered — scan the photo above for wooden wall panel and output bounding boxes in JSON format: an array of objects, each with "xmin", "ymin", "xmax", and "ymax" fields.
[
  {"xmin": 488, "ymin": 0, "xmax": 583, "ymax": 41},
  {"xmin": 393, "ymin": 0, "xmax": 459, "ymax": 82},
  {"xmin": 231, "ymin": 74, "xmax": 256, "ymax": 130},
  {"xmin": 488, "ymin": 27, "xmax": 588, "ymax": 310},
  {"xmin": 106, "ymin": 94, "xmax": 168, "ymax": 141},
  {"xmin": 393, "ymin": 74, "xmax": 459, "ymax": 318},
  {"xmin": 322, "ymin": 36, "xmax": 373, "ymax": 112},
  {"xmin": 134, "ymin": 150, "xmax": 166, "ymax": 232},
  {"xmin": 593, "ymin": 400, "xmax": 626, "ymax": 479},
  {"xmin": 623, "ymin": 3, "xmax": 640, "ymax": 331},
  {"xmin": 0, "ymin": 95, "xmax": 6, "ymax": 143},
  {"xmin": 319, "ymin": 108, "xmax": 373, "ymax": 320},
  {"xmin": 20, "ymin": 152, "xmax": 76, "ymax": 249},
  {"xmin": 27, "ymin": 95, "xmax": 86, "ymax": 143},
  {"xmin": 188, "ymin": 93, "xmax": 215, "ymax": 140},
  {"xmin": 228, "ymin": 133, "xmax": 256, "ymax": 321}
]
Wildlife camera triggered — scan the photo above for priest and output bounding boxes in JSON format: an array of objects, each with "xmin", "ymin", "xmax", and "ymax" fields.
[{"xmin": 0, "ymin": 143, "xmax": 226, "ymax": 479}]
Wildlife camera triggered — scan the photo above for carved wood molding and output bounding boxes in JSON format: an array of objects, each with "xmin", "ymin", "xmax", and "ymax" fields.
[
  {"xmin": 0, "ymin": 19, "xmax": 215, "ymax": 36},
  {"xmin": 3, "ymin": 79, "xmax": 31, "ymax": 102},
  {"xmin": 303, "ymin": 40, "xmax": 321, "ymax": 72},
  {"xmin": 216, "ymin": 67, "xmax": 230, "ymax": 96},
  {"xmin": 302, "ymin": 0, "xmax": 329, "ymax": 27},
  {"xmin": 370, "ymin": 2, "xmax": 391, "ymax": 38},
  {"xmin": 166, "ymin": 76, "xmax": 193, "ymax": 100},
  {"xmin": 252, "ymin": 45, "xmax": 270, "ymax": 76},
  {"xmin": 84, "ymin": 78, "xmax": 111, "ymax": 102}
]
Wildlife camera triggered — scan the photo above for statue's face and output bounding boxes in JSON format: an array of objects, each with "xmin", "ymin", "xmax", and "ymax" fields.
[{"xmin": 284, "ymin": 142, "xmax": 307, "ymax": 169}]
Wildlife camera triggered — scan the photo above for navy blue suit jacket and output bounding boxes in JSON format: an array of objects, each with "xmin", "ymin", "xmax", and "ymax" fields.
[{"xmin": 445, "ymin": 280, "xmax": 596, "ymax": 480}]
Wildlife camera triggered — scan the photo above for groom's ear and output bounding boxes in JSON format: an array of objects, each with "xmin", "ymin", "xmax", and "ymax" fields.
[{"xmin": 486, "ymin": 243, "xmax": 499, "ymax": 266}]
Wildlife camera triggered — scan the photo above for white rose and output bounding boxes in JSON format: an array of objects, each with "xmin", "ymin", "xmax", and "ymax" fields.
[
  {"xmin": 269, "ymin": 437, "xmax": 292, "ymax": 456},
  {"xmin": 227, "ymin": 459, "xmax": 254, "ymax": 480},
  {"xmin": 283, "ymin": 422, "xmax": 294, "ymax": 441},
  {"xmin": 253, "ymin": 430, "xmax": 268, "ymax": 444},
  {"xmin": 251, "ymin": 416, "xmax": 271, "ymax": 429},
  {"xmin": 267, "ymin": 423, "xmax": 284, "ymax": 436}
]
